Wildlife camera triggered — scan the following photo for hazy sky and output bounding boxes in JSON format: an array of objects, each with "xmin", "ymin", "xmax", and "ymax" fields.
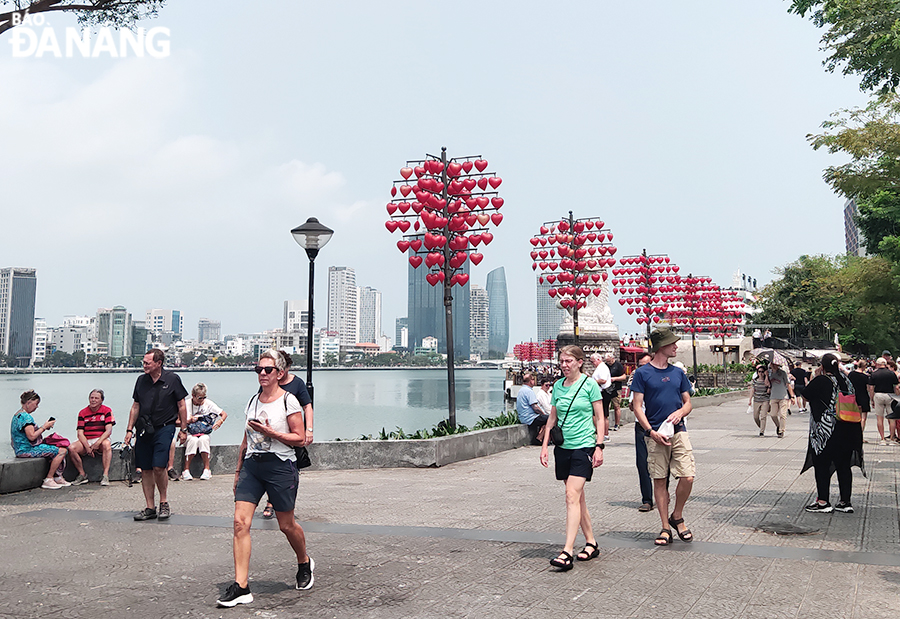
[{"xmin": 0, "ymin": 1, "xmax": 868, "ymax": 345}]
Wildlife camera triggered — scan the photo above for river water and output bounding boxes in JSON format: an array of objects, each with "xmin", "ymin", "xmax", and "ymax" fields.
[{"xmin": 1, "ymin": 368, "xmax": 507, "ymax": 459}]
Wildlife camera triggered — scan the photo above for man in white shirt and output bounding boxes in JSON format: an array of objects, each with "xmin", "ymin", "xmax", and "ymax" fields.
[{"xmin": 591, "ymin": 353, "xmax": 612, "ymax": 440}]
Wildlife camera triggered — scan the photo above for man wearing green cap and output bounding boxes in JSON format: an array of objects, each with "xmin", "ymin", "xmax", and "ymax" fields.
[{"xmin": 630, "ymin": 328, "xmax": 695, "ymax": 547}]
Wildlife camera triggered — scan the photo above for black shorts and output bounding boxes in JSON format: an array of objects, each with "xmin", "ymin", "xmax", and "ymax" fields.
[
  {"xmin": 234, "ymin": 454, "xmax": 299, "ymax": 513},
  {"xmin": 529, "ymin": 414, "xmax": 549, "ymax": 428},
  {"xmin": 554, "ymin": 446, "xmax": 594, "ymax": 481},
  {"xmin": 134, "ymin": 423, "xmax": 177, "ymax": 470}
]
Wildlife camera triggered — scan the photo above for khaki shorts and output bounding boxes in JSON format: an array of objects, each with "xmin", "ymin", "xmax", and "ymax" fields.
[{"xmin": 646, "ymin": 431, "xmax": 695, "ymax": 479}]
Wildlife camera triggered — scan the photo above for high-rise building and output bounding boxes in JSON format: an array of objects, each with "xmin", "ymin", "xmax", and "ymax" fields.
[
  {"xmin": 327, "ymin": 266, "xmax": 358, "ymax": 346},
  {"xmin": 536, "ymin": 276, "xmax": 568, "ymax": 342},
  {"xmin": 132, "ymin": 320, "xmax": 150, "ymax": 355},
  {"xmin": 395, "ymin": 317, "xmax": 408, "ymax": 349},
  {"xmin": 32, "ymin": 318, "xmax": 47, "ymax": 365},
  {"xmin": 0, "ymin": 267, "xmax": 37, "ymax": 366},
  {"xmin": 357, "ymin": 286, "xmax": 382, "ymax": 344},
  {"xmin": 198, "ymin": 318, "xmax": 221, "ymax": 342},
  {"xmin": 486, "ymin": 267, "xmax": 509, "ymax": 358},
  {"xmin": 470, "ymin": 284, "xmax": 489, "ymax": 356},
  {"xmin": 844, "ymin": 198, "xmax": 867, "ymax": 256},
  {"xmin": 146, "ymin": 309, "xmax": 183, "ymax": 337},
  {"xmin": 408, "ymin": 251, "xmax": 469, "ymax": 358},
  {"xmin": 50, "ymin": 325, "xmax": 90, "ymax": 354},
  {"xmin": 97, "ymin": 306, "xmax": 132, "ymax": 358},
  {"xmin": 283, "ymin": 300, "xmax": 311, "ymax": 333}
]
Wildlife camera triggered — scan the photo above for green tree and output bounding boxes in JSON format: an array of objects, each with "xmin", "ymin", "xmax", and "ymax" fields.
[
  {"xmin": 789, "ymin": 0, "xmax": 900, "ymax": 93},
  {"xmin": 0, "ymin": 1, "xmax": 166, "ymax": 36},
  {"xmin": 72, "ymin": 350, "xmax": 85, "ymax": 367}
]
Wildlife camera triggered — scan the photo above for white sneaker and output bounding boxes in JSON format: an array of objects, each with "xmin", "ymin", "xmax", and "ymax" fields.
[
  {"xmin": 53, "ymin": 477, "xmax": 71, "ymax": 487},
  {"xmin": 182, "ymin": 470, "xmax": 193, "ymax": 481},
  {"xmin": 41, "ymin": 478, "xmax": 61, "ymax": 489},
  {"xmin": 200, "ymin": 469, "xmax": 212, "ymax": 480}
]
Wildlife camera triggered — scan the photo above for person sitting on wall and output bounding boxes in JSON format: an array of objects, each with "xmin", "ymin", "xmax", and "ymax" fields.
[
  {"xmin": 182, "ymin": 383, "xmax": 227, "ymax": 480},
  {"xmin": 69, "ymin": 389, "xmax": 115, "ymax": 486},
  {"xmin": 516, "ymin": 372, "xmax": 549, "ymax": 445}
]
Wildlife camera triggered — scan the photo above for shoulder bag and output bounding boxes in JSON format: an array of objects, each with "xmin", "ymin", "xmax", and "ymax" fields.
[
  {"xmin": 246, "ymin": 392, "xmax": 313, "ymax": 468},
  {"xmin": 549, "ymin": 377, "xmax": 587, "ymax": 446},
  {"xmin": 829, "ymin": 375, "xmax": 862, "ymax": 423}
]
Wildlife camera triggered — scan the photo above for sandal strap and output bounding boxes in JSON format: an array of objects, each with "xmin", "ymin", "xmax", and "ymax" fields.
[
  {"xmin": 669, "ymin": 515, "xmax": 684, "ymax": 525},
  {"xmin": 583, "ymin": 542, "xmax": 598, "ymax": 550}
]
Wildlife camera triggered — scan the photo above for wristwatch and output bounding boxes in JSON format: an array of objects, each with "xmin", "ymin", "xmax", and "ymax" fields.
[{"xmin": 595, "ymin": 443, "xmax": 605, "ymax": 450}]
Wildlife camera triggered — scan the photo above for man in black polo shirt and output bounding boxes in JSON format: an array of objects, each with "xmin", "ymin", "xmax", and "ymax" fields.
[
  {"xmin": 124, "ymin": 349, "xmax": 188, "ymax": 521},
  {"xmin": 868, "ymin": 357, "xmax": 899, "ymax": 444}
]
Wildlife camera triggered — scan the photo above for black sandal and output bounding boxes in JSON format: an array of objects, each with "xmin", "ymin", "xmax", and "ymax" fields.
[
  {"xmin": 576, "ymin": 542, "xmax": 599, "ymax": 561},
  {"xmin": 655, "ymin": 529, "xmax": 673, "ymax": 546},
  {"xmin": 668, "ymin": 515, "xmax": 693, "ymax": 542},
  {"xmin": 549, "ymin": 550, "xmax": 574, "ymax": 571},
  {"xmin": 262, "ymin": 504, "xmax": 275, "ymax": 519}
]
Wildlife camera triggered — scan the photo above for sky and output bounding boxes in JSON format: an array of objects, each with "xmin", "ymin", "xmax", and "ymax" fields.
[{"xmin": 0, "ymin": 1, "xmax": 870, "ymax": 346}]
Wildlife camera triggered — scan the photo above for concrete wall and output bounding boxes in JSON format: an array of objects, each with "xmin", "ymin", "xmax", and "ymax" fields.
[{"xmin": 1, "ymin": 425, "xmax": 531, "ymax": 493}]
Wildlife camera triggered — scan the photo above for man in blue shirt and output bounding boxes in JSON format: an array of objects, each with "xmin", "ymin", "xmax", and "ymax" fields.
[
  {"xmin": 516, "ymin": 372, "xmax": 548, "ymax": 445},
  {"xmin": 631, "ymin": 328, "xmax": 695, "ymax": 547}
]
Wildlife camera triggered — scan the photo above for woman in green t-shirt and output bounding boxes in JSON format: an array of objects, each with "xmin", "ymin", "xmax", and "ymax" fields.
[{"xmin": 540, "ymin": 345, "xmax": 605, "ymax": 571}]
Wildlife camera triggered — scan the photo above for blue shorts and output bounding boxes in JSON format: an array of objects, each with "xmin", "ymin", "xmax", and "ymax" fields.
[
  {"xmin": 554, "ymin": 446, "xmax": 595, "ymax": 481},
  {"xmin": 234, "ymin": 454, "xmax": 298, "ymax": 513},
  {"xmin": 134, "ymin": 424, "xmax": 177, "ymax": 470}
]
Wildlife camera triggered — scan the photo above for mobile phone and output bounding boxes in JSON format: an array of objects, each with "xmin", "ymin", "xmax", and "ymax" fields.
[{"xmin": 48, "ymin": 417, "xmax": 55, "ymax": 421}]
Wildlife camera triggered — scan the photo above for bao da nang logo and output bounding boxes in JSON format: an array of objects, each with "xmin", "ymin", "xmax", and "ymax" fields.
[{"xmin": 8, "ymin": 13, "xmax": 170, "ymax": 58}]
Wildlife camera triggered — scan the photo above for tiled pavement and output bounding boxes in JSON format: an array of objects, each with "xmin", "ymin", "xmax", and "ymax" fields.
[{"xmin": 2, "ymin": 396, "xmax": 899, "ymax": 618}]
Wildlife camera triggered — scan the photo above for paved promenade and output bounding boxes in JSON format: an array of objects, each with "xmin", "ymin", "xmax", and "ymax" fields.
[{"xmin": 2, "ymin": 396, "xmax": 900, "ymax": 619}]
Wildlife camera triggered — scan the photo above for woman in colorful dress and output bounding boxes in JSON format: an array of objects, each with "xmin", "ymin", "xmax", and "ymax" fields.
[
  {"xmin": 10, "ymin": 390, "xmax": 69, "ymax": 489},
  {"xmin": 539, "ymin": 345, "xmax": 605, "ymax": 571}
]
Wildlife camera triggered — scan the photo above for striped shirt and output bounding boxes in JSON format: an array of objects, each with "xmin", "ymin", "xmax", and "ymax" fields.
[
  {"xmin": 751, "ymin": 377, "xmax": 769, "ymax": 403},
  {"xmin": 77, "ymin": 405, "xmax": 115, "ymax": 439}
]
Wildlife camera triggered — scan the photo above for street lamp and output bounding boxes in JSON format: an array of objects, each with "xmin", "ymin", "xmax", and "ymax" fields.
[{"xmin": 291, "ymin": 217, "xmax": 334, "ymax": 405}]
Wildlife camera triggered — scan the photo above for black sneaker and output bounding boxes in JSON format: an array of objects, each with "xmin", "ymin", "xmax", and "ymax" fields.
[
  {"xmin": 805, "ymin": 501, "xmax": 833, "ymax": 513},
  {"xmin": 217, "ymin": 582, "xmax": 252, "ymax": 607},
  {"xmin": 132, "ymin": 470, "xmax": 142, "ymax": 483},
  {"xmin": 834, "ymin": 501, "xmax": 854, "ymax": 513},
  {"xmin": 296, "ymin": 557, "xmax": 315, "ymax": 590},
  {"xmin": 158, "ymin": 502, "xmax": 171, "ymax": 520},
  {"xmin": 167, "ymin": 468, "xmax": 179, "ymax": 481},
  {"xmin": 134, "ymin": 507, "xmax": 157, "ymax": 521}
]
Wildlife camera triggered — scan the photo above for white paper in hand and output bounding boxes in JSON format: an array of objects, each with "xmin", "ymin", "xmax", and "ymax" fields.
[{"xmin": 658, "ymin": 420, "xmax": 675, "ymax": 439}]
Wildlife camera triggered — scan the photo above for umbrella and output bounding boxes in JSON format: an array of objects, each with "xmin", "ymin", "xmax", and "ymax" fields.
[{"xmin": 750, "ymin": 348, "xmax": 788, "ymax": 367}]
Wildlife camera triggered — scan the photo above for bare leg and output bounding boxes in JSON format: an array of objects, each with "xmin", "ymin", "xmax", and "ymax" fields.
[
  {"xmin": 653, "ymin": 477, "xmax": 670, "ymax": 531},
  {"xmin": 877, "ymin": 415, "xmax": 886, "ymax": 441},
  {"xmin": 167, "ymin": 439, "xmax": 176, "ymax": 471},
  {"xmin": 860, "ymin": 413, "xmax": 867, "ymax": 437},
  {"xmin": 614, "ymin": 403, "xmax": 621, "ymax": 428},
  {"xmin": 562, "ymin": 476, "xmax": 587, "ymax": 554},
  {"xmin": 47, "ymin": 449, "xmax": 67, "ymax": 479},
  {"xmin": 577, "ymin": 486, "xmax": 596, "ymax": 552},
  {"xmin": 154, "ymin": 466, "xmax": 168, "ymax": 504},
  {"xmin": 201, "ymin": 451, "xmax": 211, "ymax": 469},
  {"xmin": 184, "ymin": 453, "xmax": 194, "ymax": 473},
  {"xmin": 141, "ymin": 469, "xmax": 157, "ymax": 509},
  {"xmin": 275, "ymin": 510, "xmax": 309, "ymax": 563},
  {"xmin": 69, "ymin": 443, "xmax": 87, "ymax": 475},
  {"xmin": 100, "ymin": 440, "xmax": 112, "ymax": 476},
  {"xmin": 233, "ymin": 501, "xmax": 256, "ymax": 587},
  {"xmin": 670, "ymin": 477, "xmax": 694, "ymax": 523}
]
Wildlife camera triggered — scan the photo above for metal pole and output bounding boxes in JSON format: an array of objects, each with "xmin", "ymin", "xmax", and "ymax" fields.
[
  {"xmin": 570, "ymin": 210, "xmax": 579, "ymax": 347},
  {"xmin": 440, "ymin": 146, "xmax": 457, "ymax": 429},
  {"xmin": 305, "ymin": 249, "xmax": 318, "ymax": 406}
]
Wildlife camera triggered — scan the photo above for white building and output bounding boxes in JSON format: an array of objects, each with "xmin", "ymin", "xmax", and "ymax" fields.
[
  {"xmin": 470, "ymin": 284, "xmax": 489, "ymax": 356},
  {"xmin": 327, "ymin": 266, "xmax": 358, "ymax": 347},
  {"xmin": 32, "ymin": 318, "xmax": 47, "ymax": 365},
  {"xmin": 146, "ymin": 309, "xmax": 184, "ymax": 337},
  {"xmin": 357, "ymin": 286, "xmax": 382, "ymax": 344},
  {"xmin": 422, "ymin": 336, "xmax": 438, "ymax": 351},
  {"xmin": 50, "ymin": 325, "xmax": 90, "ymax": 354},
  {"xmin": 284, "ymin": 299, "xmax": 311, "ymax": 333},
  {"xmin": 198, "ymin": 318, "xmax": 221, "ymax": 343},
  {"xmin": 399, "ymin": 326, "xmax": 408, "ymax": 349},
  {"xmin": 377, "ymin": 334, "xmax": 392, "ymax": 352},
  {"xmin": 314, "ymin": 330, "xmax": 342, "ymax": 364}
]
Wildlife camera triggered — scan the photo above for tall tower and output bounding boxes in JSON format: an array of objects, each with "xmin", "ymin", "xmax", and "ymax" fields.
[
  {"xmin": 283, "ymin": 300, "xmax": 310, "ymax": 332},
  {"xmin": 198, "ymin": 318, "xmax": 221, "ymax": 342},
  {"xmin": 357, "ymin": 286, "xmax": 382, "ymax": 344},
  {"xmin": 97, "ymin": 306, "xmax": 132, "ymax": 358},
  {"xmin": 0, "ymin": 267, "xmax": 37, "ymax": 367},
  {"xmin": 536, "ymin": 276, "xmax": 568, "ymax": 342},
  {"xmin": 486, "ymin": 267, "xmax": 509, "ymax": 358},
  {"xmin": 327, "ymin": 266, "xmax": 358, "ymax": 347},
  {"xmin": 470, "ymin": 284, "xmax": 489, "ymax": 356},
  {"xmin": 408, "ymin": 246, "xmax": 470, "ymax": 358}
]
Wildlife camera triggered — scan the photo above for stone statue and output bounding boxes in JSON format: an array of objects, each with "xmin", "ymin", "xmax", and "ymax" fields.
[{"xmin": 558, "ymin": 279, "xmax": 620, "ymax": 353}]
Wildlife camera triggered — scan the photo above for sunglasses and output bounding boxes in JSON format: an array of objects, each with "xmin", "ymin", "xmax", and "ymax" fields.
[{"xmin": 254, "ymin": 366, "xmax": 277, "ymax": 375}]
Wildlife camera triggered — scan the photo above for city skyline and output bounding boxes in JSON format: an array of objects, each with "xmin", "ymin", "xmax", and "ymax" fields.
[{"xmin": 0, "ymin": 3, "xmax": 867, "ymax": 347}]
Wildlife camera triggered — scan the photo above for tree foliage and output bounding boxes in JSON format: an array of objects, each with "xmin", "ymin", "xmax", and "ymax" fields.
[
  {"xmin": 0, "ymin": 0, "xmax": 166, "ymax": 36},
  {"xmin": 789, "ymin": 0, "xmax": 900, "ymax": 92},
  {"xmin": 757, "ymin": 253, "xmax": 900, "ymax": 352}
]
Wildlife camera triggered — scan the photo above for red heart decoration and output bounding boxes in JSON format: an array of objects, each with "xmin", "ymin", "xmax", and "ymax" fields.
[
  {"xmin": 477, "ymin": 178, "xmax": 489, "ymax": 190},
  {"xmin": 410, "ymin": 239, "xmax": 422, "ymax": 251},
  {"xmin": 585, "ymin": 221, "xmax": 594, "ymax": 230},
  {"xmin": 491, "ymin": 213, "xmax": 503, "ymax": 225},
  {"xmin": 426, "ymin": 273, "xmax": 440, "ymax": 286},
  {"xmin": 547, "ymin": 274, "xmax": 557, "ymax": 283},
  {"xmin": 385, "ymin": 221, "xmax": 399, "ymax": 232},
  {"xmin": 431, "ymin": 161, "xmax": 444, "ymax": 174},
  {"xmin": 596, "ymin": 220, "xmax": 605, "ymax": 229},
  {"xmin": 474, "ymin": 159, "xmax": 488, "ymax": 172},
  {"xmin": 455, "ymin": 273, "xmax": 470, "ymax": 286},
  {"xmin": 491, "ymin": 197, "xmax": 504, "ymax": 209},
  {"xmin": 397, "ymin": 240, "xmax": 411, "ymax": 253},
  {"xmin": 481, "ymin": 232, "xmax": 494, "ymax": 245},
  {"xmin": 411, "ymin": 202, "xmax": 424, "ymax": 214},
  {"xmin": 398, "ymin": 220, "xmax": 411, "ymax": 232},
  {"xmin": 399, "ymin": 184, "xmax": 412, "ymax": 197},
  {"xmin": 463, "ymin": 178, "xmax": 477, "ymax": 191},
  {"xmin": 462, "ymin": 161, "xmax": 474, "ymax": 173},
  {"xmin": 398, "ymin": 202, "xmax": 411, "ymax": 214},
  {"xmin": 470, "ymin": 252, "xmax": 484, "ymax": 265},
  {"xmin": 530, "ymin": 238, "xmax": 540, "ymax": 246},
  {"xmin": 558, "ymin": 221, "xmax": 570, "ymax": 232},
  {"xmin": 469, "ymin": 234, "xmax": 482, "ymax": 247},
  {"xmin": 409, "ymin": 256, "xmax": 423, "ymax": 268},
  {"xmin": 447, "ymin": 162, "xmax": 463, "ymax": 177},
  {"xmin": 400, "ymin": 167, "xmax": 413, "ymax": 179},
  {"xmin": 540, "ymin": 226, "xmax": 549, "ymax": 234},
  {"xmin": 414, "ymin": 166, "xmax": 426, "ymax": 178},
  {"xmin": 413, "ymin": 221, "xmax": 420, "ymax": 231},
  {"xmin": 475, "ymin": 197, "xmax": 489, "ymax": 209},
  {"xmin": 387, "ymin": 203, "xmax": 398, "ymax": 215},
  {"xmin": 548, "ymin": 288, "xmax": 557, "ymax": 298},
  {"xmin": 391, "ymin": 187, "xmax": 397, "ymax": 197}
]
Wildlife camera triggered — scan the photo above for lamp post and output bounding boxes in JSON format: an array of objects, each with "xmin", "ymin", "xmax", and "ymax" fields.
[{"xmin": 291, "ymin": 217, "xmax": 334, "ymax": 406}]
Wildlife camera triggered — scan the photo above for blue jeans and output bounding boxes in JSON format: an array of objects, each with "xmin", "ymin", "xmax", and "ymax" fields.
[{"xmin": 635, "ymin": 422, "xmax": 653, "ymax": 505}]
